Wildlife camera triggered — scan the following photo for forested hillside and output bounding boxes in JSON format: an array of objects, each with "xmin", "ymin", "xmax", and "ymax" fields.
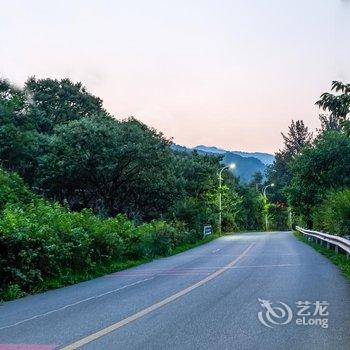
[
  {"xmin": 171, "ymin": 144, "xmax": 272, "ymax": 181},
  {"xmin": 193, "ymin": 145, "xmax": 274, "ymax": 165}
]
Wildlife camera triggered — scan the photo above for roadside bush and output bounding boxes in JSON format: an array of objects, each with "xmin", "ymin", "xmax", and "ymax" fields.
[
  {"xmin": 169, "ymin": 197, "xmax": 218, "ymax": 233},
  {"xmin": 222, "ymin": 212, "xmax": 238, "ymax": 232},
  {"xmin": 268, "ymin": 204, "xmax": 289, "ymax": 231},
  {"xmin": 137, "ymin": 221, "xmax": 175, "ymax": 258},
  {"xmin": 312, "ymin": 189, "xmax": 350, "ymax": 236},
  {"xmin": 0, "ymin": 200, "xmax": 135, "ymax": 298},
  {"xmin": 235, "ymin": 187, "xmax": 264, "ymax": 231},
  {"xmin": 0, "ymin": 169, "xmax": 34, "ymax": 209},
  {"xmin": 0, "ymin": 168, "xmax": 208, "ymax": 300},
  {"xmin": 137, "ymin": 220, "xmax": 199, "ymax": 258}
]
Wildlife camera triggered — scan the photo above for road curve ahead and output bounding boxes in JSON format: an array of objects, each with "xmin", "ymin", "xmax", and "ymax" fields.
[{"xmin": 1, "ymin": 231, "xmax": 349, "ymax": 350}]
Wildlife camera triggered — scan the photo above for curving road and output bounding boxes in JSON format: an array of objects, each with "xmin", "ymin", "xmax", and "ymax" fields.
[{"xmin": 0, "ymin": 231, "xmax": 349, "ymax": 349}]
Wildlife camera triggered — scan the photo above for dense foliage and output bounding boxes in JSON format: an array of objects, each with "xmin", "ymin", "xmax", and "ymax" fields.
[
  {"xmin": 0, "ymin": 168, "xmax": 207, "ymax": 300},
  {"xmin": 312, "ymin": 189, "xmax": 350, "ymax": 236},
  {"xmin": 267, "ymin": 81, "xmax": 350, "ymax": 235}
]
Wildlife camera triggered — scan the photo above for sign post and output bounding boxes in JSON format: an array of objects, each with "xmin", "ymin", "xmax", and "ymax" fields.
[{"xmin": 203, "ymin": 225, "xmax": 213, "ymax": 238}]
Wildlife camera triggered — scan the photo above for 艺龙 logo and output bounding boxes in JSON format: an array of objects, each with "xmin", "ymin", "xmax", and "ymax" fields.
[
  {"xmin": 257, "ymin": 298, "xmax": 329, "ymax": 329},
  {"xmin": 257, "ymin": 298, "xmax": 293, "ymax": 328}
]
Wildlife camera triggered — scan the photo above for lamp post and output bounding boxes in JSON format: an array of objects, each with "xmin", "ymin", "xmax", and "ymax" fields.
[
  {"xmin": 218, "ymin": 163, "xmax": 236, "ymax": 233},
  {"xmin": 263, "ymin": 183, "xmax": 274, "ymax": 231}
]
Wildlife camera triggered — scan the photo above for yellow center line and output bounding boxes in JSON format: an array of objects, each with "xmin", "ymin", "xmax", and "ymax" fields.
[{"xmin": 60, "ymin": 242, "xmax": 255, "ymax": 350}]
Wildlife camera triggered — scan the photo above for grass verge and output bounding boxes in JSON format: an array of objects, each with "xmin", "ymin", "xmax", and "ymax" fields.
[{"xmin": 294, "ymin": 231, "xmax": 350, "ymax": 282}]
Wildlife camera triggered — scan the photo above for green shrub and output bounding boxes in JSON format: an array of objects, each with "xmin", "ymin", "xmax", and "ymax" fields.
[
  {"xmin": 136, "ymin": 220, "xmax": 199, "ymax": 258},
  {"xmin": 313, "ymin": 189, "xmax": 350, "ymax": 236},
  {"xmin": 222, "ymin": 212, "xmax": 238, "ymax": 232},
  {"xmin": 137, "ymin": 221, "xmax": 175, "ymax": 258},
  {"xmin": 169, "ymin": 197, "xmax": 218, "ymax": 233},
  {"xmin": 171, "ymin": 220, "xmax": 201, "ymax": 245},
  {"xmin": 2, "ymin": 284, "xmax": 25, "ymax": 300},
  {"xmin": 268, "ymin": 204, "xmax": 289, "ymax": 231},
  {"xmin": 0, "ymin": 168, "xmax": 207, "ymax": 300},
  {"xmin": 235, "ymin": 187, "xmax": 264, "ymax": 231},
  {"xmin": 0, "ymin": 169, "xmax": 34, "ymax": 209}
]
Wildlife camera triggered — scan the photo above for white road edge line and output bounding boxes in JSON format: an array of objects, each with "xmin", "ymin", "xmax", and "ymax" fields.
[
  {"xmin": 0, "ymin": 277, "xmax": 154, "ymax": 331},
  {"xmin": 60, "ymin": 243, "xmax": 255, "ymax": 350}
]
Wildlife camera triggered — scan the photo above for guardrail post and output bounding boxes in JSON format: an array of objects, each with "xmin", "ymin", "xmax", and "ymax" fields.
[{"xmin": 297, "ymin": 226, "xmax": 350, "ymax": 256}]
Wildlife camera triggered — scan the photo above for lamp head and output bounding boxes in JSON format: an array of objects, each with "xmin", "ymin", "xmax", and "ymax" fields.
[{"xmin": 229, "ymin": 163, "xmax": 236, "ymax": 169}]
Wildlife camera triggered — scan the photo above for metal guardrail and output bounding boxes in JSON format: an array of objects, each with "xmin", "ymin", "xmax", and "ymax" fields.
[{"xmin": 296, "ymin": 226, "xmax": 350, "ymax": 256}]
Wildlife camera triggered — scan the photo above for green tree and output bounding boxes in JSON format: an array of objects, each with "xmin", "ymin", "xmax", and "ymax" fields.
[
  {"xmin": 37, "ymin": 116, "xmax": 177, "ymax": 219},
  {"xmin": 167, "ymin": 151, "xmax": 221, "ymax": 231},
  {"xmin": 316, "ymin": 81, "xmax": 350, "ymax": 119},
  {"xmin": 288, "ymin": 131, "xmax": 350, "ymax": 227},
  {"xmin": 266, "ymin": 120, "xmax": 312, "ymax": 204},
  {"xmin": 0, "ymin": 79, "xmax": 42, "ymax": 183},
  {"xmin": 312, "ymin": 189, "xmax": 350, "ymax": 236},
  {"xmin": 316, "ymin": 81, "xmax": 350, "ymax": 132},
  {"xmin": 249, "ymin": 171, "xmax": 263, "ymax": 191},
  {"xmin": 25, "ymin": 77, "xmax": 106, "ymax": 133}
]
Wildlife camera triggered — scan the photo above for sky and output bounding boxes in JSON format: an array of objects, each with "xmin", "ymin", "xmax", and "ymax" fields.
[{"xmin": 1, "ymin": 0, "xmax": 349, "ymax": 153}]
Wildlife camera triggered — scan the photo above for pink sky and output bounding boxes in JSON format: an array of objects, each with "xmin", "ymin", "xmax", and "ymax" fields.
[{"xmin": 1, "ymin": 0, "xmax": 349, "ymax": 153}]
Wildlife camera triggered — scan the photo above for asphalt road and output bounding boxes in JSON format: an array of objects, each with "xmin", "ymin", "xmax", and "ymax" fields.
[{"xmin": 1, "ymin": 231, "xmax": 350, "ymax": 350}]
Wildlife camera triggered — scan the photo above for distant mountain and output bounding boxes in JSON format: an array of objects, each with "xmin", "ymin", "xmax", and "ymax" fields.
[
  {"xmin": 171, "ymin": 144, "xmax": 190, "ymax": 153},
  {"xmin": 171, "ymin": 143, "xmax": 273, "ymax": 181},
  {"xmin": 222, "ymin": 152, "xmax": 266, "ymax": 182},
  {"xmin": 194, "ymin": 145, "xmax": 226, "ymax": 154},
  {"xmin": 193, "ymin": 145, "xmax": 274, "ymax": 165}
]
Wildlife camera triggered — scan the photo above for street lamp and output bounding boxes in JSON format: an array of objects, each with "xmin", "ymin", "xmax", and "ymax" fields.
[
  {"xmin": 263, "ymin": 183, "xmax": 274, "ymax": 231},
  {"xmin": 218, "ymin": 163, "xmax": 236, "ymax": 233},
  {"xmin": 263, "ymin": 183, "xmax": 274, "ymax": 197}
]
